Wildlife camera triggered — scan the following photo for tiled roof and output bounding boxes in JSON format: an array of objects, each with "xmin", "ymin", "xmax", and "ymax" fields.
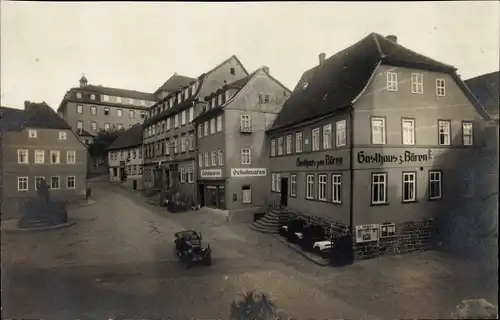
[
  {"xmin": 465, "ymin": 71, "xmax": 499, "ymax": 117},
  {"xmin": 1, "ymin": 102, "xmax": 71, "ymax": 132},
  {"xmin": 108, "ymin": 124, "xmax": 144, "ymax": 150},
  {"xmin": 76, "ymin": 128, "xmax": 95, "ymax": 137},
  {"xmin": 269, "ymin": 32, "xmax": 457, "ymax": 132},
  {"xmin": 155, "ymin": 74, "xmax": 195, "ymax": 95}
]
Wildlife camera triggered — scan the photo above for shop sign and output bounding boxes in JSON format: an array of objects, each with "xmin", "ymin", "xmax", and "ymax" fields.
[
  {"xmin": 296, "ymin": 155, "xmax": 343, "ymax": 168},
  {"xmin": 231, "ymin": 168, "xmax": 267, "ymax": 177},
  {"xmin": 355, "ymin": 224, "xmax": 380, "ymax": 243},
  {"xmin": 357, "ymin": 150, "xmax": 432, "ymax": 165},
  {"xmin": 200, "ymin": 169, "xmax": 222, "ymax": 178}
]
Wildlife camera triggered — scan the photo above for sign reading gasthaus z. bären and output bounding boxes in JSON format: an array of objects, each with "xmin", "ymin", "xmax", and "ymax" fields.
[
  {"xmin": 231, "ymin": 168, "xmax": 267, "ymax": 177},
  {"xmin": 200, "ymin": 169, "xmax": 222, "ymax": 178}
]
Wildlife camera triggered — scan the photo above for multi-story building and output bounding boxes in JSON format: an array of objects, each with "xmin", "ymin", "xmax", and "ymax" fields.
[
  {"xmin": 142, "ymin": 55, "xmax": 249, "ymax": 205},
  {"xmin": 465, "ymin": 71, "xmax": 499, "ymax": 120},
  {"xmin": 57, "ymin": 75, "xmax": 156, "ymax": 144},
  {"xmin": 0, "ymin": 102, "xmax": 88, "ymax": 219},
  {"xmin": 192, "ymin": 66, "xmax": 290, "ymax": 218},
  {"xmin": 107, "ymin": 124, "xmax": 144, "ymax": 190},
  {"xmin": 266, "ymin": 33, "xmax": 490, "ymax": 259}
]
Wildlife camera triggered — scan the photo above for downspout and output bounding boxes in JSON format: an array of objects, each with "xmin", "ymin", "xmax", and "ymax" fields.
[{"xmin": 349, "ymin": 106, "xmax": 355, "ymax": 234}]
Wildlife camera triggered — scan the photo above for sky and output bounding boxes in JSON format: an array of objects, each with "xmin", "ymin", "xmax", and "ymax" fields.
[{"xmin": 1, "ymin": 2, "xmax": 499, "ymax": 110}]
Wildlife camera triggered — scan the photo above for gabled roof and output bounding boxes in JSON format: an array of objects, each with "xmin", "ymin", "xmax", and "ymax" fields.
[
  {"xmin": 269, "ymin": 32, "xmax": 457, "ymax": 132},
  {"xmin": 108, "ymin": 124, "xmax": 144, "ymax": 151},
  {"xmin": 465, "ymin": 71, "xmax": 499, "ymax": 117},
  {"xmin": 155, "ymin": 74, "xmax": 195, "ymax": 95},
  {"xmin": 1, "ymin": 102, "xmax": 72, "ymax": 132}
]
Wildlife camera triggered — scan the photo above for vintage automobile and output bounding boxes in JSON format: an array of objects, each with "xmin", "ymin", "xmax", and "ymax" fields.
[
  {"xmin": 174, "ymin": 230, "xmax": 212, "ymax": 269},
  {"xmin": 280, "ymin": 218, "xmax": 306, "ymax": 243}
]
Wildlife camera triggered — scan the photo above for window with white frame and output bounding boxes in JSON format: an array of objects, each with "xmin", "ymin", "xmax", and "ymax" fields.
[
  {"xmin": 462, "ymin": 122, "xmax": 473, "ymax": 146},
  {"xmin": 438, "ymin": 120, "xmax": 451, "ymax": 146},
  {"xmin": 189, "ymin": 134, "xmax": 195, "ymax": 151},
  {"xmin": 35, "ymin": 176, "xmax": 45, "ymax": 190},
  {"xmin": 277, "ymin": 137, "xmax": 284, "ymax": 155},
  {"xmin": 166, "ymin": 118, "xmax": 171, "ymax": 131},
  {"xmin": 66, "ymin": 150, "xmax": 76, "ymax": 164},
  {"xmin": 312, "ymin": 128, "xmax": 320, "ymax": 151},
  {"xmin": 371, "ymin": 117, "xmax": 386, "ymax": 144},
  {"xmin": 77, "ymin": 105, "xmax": 83, "ymax": 113},
  {"xmin": 241, "ymin": 148, "xmax": 251, "ymax": 164},
  {"xmin": 59, "ymin": 131, "xmax": 67, "ymax": 140},
  {"xmin": 204, "ymin": 152, "xmax": 209, "ymax": 167},
  {"xmin": 198, "ymin": 124, "xmax": 202, "ymax": 138},
  {"xmin": 181, "ymin": 135, "xmax": 187, "ymax": 152},
  {"xmin": 104, "ymin": 108, "xmax": 110, "ymax": 116},
  {"xmin": 276, "ymin": 173, "xmax": 281, "ymax": 192},
  {"xmin": 165, "ymin": 140, "xmax": 170, "ymax": 155},
  {"xmin": 286, "ymin": 135, "xmax": 292, "ymax": 154},
  {"xmin": 181, "ymin": 110, "xmax": 187, "ymax": 126},
  {"xmin": 242, "ymin": 186, "xmax": 252, "ymax": 203},
  {"xmin": 76, "ymin": 92, "xmax": 82, "ymax": 99},
  {"xmin": 217, "ymin": 149, "xmax": 224, "ymax": 165},
  {"xmin": 91, "ymin": 106, "xmax": 97, "ymax": 115},
  {"xmin": 29, "ymin": 129, "xmax": 37, "ymax": 138},
  {"xmin": 290, "ymin": 174, "xmax": 297, "ymax": 197},
  {"xmin": 306, "ymin": 175, "xmax": 314, "ymax": 199},
  {"xmin": 104, "ymin": 123, "xmax": 110, "ymax": 131},
  {"xmin": 271, "ymin": 173, "xmax": 276, "ymax": 192},
  {"xmin": 211, "ymin": 151, "xmax": 217, "ymax": 166},
  {"xmin": 336, "ymin": 120, "xmax": 346, "ymax": 147},
  {"xmin": 217, "ymin": 115, "xmax": 223, "ymax": 132},
  {"xmin": 210, "ymin": 118, "xmax": 216, "ymax": 134},
  {"xmin": 296, "ymin": 132, "xmax": 303, "ymax": 153},
  {"xmin": 103, "ymin": 94, "xmax": 109, "ymax": 102},
  {"xmin": 271, "ymin": 139, "xmax": 276, "ymax": 157},
  {"xmin": 436, "ymin": 79, "xmax": 446, "ymax": 96},
  {"xmin": 318, "ymin": 174, "xmax": 327, "ymax": 201},
  {"xmin": 429, "ymin": 171, "xmax": 442, "ymax": 199},
  {"xmin": 180, "ymin": 168, "xmax": 186, "ymax": 183},
  {"xmin": 189, "ymin": 107, "xmax": 194, "ymax": 123},
  {"xmin": 18, "ymin": 149, "xmax": 28, "ymax": 163},
  {"xmin": 402, "ymin": 118, "xmax": 415, "ymax": 145},
  {"xmin": 77, "ymin": 121, "xmax": 83, "ymax": 130},
  {"xmin": 188, "ymin": 167, "xmax": 194, "ymax": 183},
  {"xmin": 204, "ymin": 121, "xmax": 209, "ymax": 136},
  {"xmin": 173, "ymin": 138, "xmax": 178, "ymax": 154},
  {"xmin": 18, "ymin": 177, "xmax": 28, "ymax": 191},
  {"xmin": 240, "ymin": 115, "xmax": 251, "ymax": 131},
  {"xmin": 199, "ymin": 154, "xmax": 203, "ymax": 167},
  {"xmin": 332, "ymin": 174, "xmax": 342, "ymax": 203},
  {"xmin": 117, "ymin": 109, "xmax": 122, "ymax": 117},
  {"xmin": 371, "ymin": 173, "xmax": 387, "ymax": 204},
  {"xmin": 402, "ymin": 172, "xmax": 416, "ymax": 202},
  {"xmin": 323, "ymin": 124, "xmax": 332, "ymax": 149},
  {"xmin": 66, "ymin": 176, "xmax": 76, "ymax": 189},
  {"xmin": 50, "ymin": 176, "xmax": 60, "ymax": 189},
  {"xmin": 35, "ymin": 150, "xmax": 44, "ymax": 164},
  {"xmin": 411, "ymin": 73, "xmax": 424, "ymax": 94},
  {"xmin": 174, "ymin": 114, "xmax": 180, "ymax": 128},
  {"xmin": 387, "ymin": 72, "xmax": 398, "ymax": 91}
]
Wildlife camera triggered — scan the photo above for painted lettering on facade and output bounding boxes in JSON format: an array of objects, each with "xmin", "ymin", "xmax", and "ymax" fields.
[
  {"xmin": 200, "ymin": 169, "xmax": 222, "ymax": 178},
  {"xmin": 296, "ymin": 155, "xmax": 343, "ymax": 168},
  {"xmin": 357, "ymin": 150, "xmax": 432, "ymax": 165}
]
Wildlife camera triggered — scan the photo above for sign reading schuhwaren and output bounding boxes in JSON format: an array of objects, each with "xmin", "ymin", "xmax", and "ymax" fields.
[
  {"xmin": 231, "ymin": 168, "xmax": 267, "ymax": 177},
  {"xmin": 296, "ymin": 155, "xmax": 343, "ymax": 169},
  {"xmin": 357, "ymin": 150, "xmax": 432, "ymax": 165},
  {"xmin": 200, "ymin": 169, "xmax": 222, "ymax": 178}
]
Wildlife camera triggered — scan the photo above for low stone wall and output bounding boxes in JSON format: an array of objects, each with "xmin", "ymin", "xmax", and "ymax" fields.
[
  {"xmin": 354, "ymin": 219, "xmax": 436, "ymax": 260},
  {"xmin": 1, "ymin": 195, "xmax": 87, "ymax": 221}
]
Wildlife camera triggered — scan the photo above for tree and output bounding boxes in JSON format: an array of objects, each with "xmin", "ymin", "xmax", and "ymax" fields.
[
  {"xmin": 230, "ymin": 290, "xmax": 295, "ymax": 320},
  {"xmin": 88, "ymin": 128, "xmax": 123, "ymax": 159}
]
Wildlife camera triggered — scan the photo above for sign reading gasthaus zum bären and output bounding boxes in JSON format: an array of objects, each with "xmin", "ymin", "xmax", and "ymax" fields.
[
  {"xmin": 231, "ymin": 168, "xmax": 267, "ymax": 177},
  {"xmin": 200, "ymin": 169, "xmax": 222, "ymax": 178}
]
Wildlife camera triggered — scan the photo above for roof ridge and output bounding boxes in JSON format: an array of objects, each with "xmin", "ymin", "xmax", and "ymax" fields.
[{"xmin": 371, "ymin": 33, "xmax": 385, "ymax": 58}]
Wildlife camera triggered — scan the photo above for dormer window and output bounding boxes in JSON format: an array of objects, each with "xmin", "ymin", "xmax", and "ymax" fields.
[
  {"xmin": 129, "ymin": 98, "xmax": 134, "ymax": 104},
  {"xmin": 117, "ymin": 97, "xmax": 122, "ymax": 103},
  {"xmin": 218, "ymin": 94, "xmax": 223, "ymax": 106},
  {"xmin": 184, "ymin": 88, "xmax": 189, "ymax": 99},
  {"xmin": 177, "ymin": 93, "xmax": 182, "ymax": 103},
  {"xmin": 76, "ymin": 92, "xmax": 82, "ymax": 99},
  {"xmin": 225, "ymin": 90, "xmax": 230, "ymax": 102},
  {"xmin": 191, "ymin": 83, "xmax": 197, "ymax": 96},
  {"xmin": 90, "ymin": 94, "xmax": 96, "ymax": 100},
  {"xmin": 28, "ymin": 129, "xmax": 37, "ymax": 138}
]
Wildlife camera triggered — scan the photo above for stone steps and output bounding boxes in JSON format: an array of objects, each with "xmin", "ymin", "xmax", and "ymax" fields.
[{"xmin": 250, "ymin": 209, "xmax": 290, "ymax": 234}]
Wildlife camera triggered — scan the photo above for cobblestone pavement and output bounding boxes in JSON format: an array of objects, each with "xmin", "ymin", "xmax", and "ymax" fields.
[{"xmin": 1, "ymin": 182, "xmax": 496, "ymax": 319}]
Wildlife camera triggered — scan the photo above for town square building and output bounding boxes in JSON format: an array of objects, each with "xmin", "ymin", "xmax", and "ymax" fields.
[{"xmin": 266, "ymin": 33, "xmax": 491, "ymax": 259}]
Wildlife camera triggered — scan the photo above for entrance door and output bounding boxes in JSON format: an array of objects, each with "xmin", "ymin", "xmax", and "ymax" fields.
[
  {"xmin": 198, "ymin": 184, "xmax": 205, "ymax": 207},
  {"xmin": 153, "ymin": 168, "xmax": 162, "ymax": 189},
  {"xmin": 280, "ymin": 177, "xmax": 289, "ymax": 207},
  {"xmin": 217, "ymin": 186, "xmax": 226, "ymax": 210}
]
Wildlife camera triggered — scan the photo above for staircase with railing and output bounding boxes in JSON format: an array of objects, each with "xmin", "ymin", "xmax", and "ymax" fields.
[{"xmin": 250, "ymin": 196, "xmax": 290, "ymax": 234}]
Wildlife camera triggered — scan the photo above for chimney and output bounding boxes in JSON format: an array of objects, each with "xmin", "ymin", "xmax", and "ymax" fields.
[
  {"xmin": 319, "ymin": 53, "xmax": 326, "ymax": 66},
  {"xmin": 385, "ymin": 35, "xmax": 398, "ymax": 44},
  {"xmin": 262, "ymin": 66, "xmax": 270, "ymax": 74}
]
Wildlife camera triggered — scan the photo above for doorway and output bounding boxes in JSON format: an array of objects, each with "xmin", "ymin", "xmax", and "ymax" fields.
[
  {"xmin": 198, "ymin": 184, "xmax": 205, "ymax": 207},
  {"xmin": 280, "ymin": 177, "xmax": 289, "ymax": 207},
  {"xmin": 132, "ymin": 180, "xmax": 137, "ymax": 190}
]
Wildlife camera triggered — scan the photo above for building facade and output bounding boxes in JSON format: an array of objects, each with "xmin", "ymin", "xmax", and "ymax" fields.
[
  {"xmin": 267, "ymin": 33, "xmax": 490, "ymax": 259},
  {"xmin": 193, "ymin": 67, "xmax": 290, "ymax": 219},
  {"xmin": 0, "ymin": 102, "xmax": 88, "ymax": 219},
  {"xmin": 57, "ymin": 76, "xmax": 156, "ymax": 144},
  {"xmin": 107, "ymin": 124, "xmax": 144, "ymax": 190},
  {"xmin": 142, "ymin": 55, "xmax": 249, "ymax": 206}
]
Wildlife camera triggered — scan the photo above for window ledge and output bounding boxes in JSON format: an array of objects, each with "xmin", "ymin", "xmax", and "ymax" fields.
[
  {"xmin": 370, "ymin": 202, "xmax": 389, "ymax": 207},
  {"xmin": 402, "ymin": 200, "xmax": 418, "ymax": 204}
]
